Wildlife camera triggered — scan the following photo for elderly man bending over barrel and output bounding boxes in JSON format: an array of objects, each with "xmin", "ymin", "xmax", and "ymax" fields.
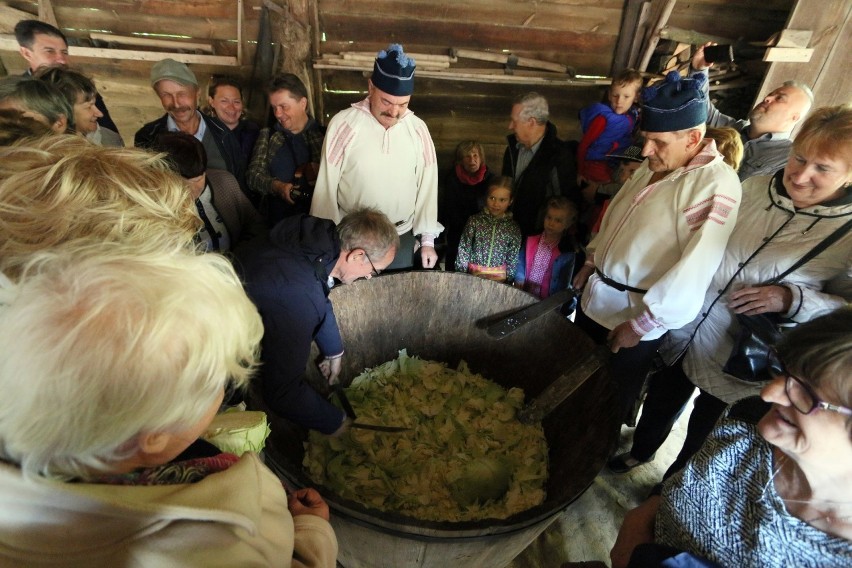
[
  {"xmin": 239, "ymin": 208, "xmax": 399, "ymax": 435},
  {"xmin": 0, "ymin": 245, "xmax": 338, "ymax": 567}
]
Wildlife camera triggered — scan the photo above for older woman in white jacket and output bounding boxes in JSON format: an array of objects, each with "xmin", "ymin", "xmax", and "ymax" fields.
[
  {"xmin": 609, "ymin": 105, "xmax": 852, "ymax": 477},
  {"xmin": 0, "ymin": 248, "xmax": 338, "ymax": 568}
]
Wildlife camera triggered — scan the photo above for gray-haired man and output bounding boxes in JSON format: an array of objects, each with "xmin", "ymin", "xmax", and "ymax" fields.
[{"xmin": 690, "ymin": 42, "xmax": 813, "ymax": 180}]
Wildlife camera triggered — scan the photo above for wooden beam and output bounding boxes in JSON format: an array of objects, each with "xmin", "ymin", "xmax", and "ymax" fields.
[
  {"xmin": 452, "ymin": 48, "xmax": 569, "ymax": 74},
  {"xmin": 309, "ymin": 0, "xmax": 323, "ymax": 123},
  {"xmin": 339, "ymin": 51, "xmax": 457, "ymax": 64},
  {"xmin": 0, "ymin": 35, "xmax": 237, "ymax": 65},
  {"xmin": 762, "ymin": 47, "xmax": 813, "ymax": 62},
  {"xmin": 313, "ymin": 63, "xmax": 608, "ymax": 87},
  {"xmin": 627, "ymin": 1, "xmax": 652, "ymax": 69},
  {"xmin": 38, "ymin": 0, "xmax": 58, "ymax": 28},
  {"xmin": 638, "ymin": 0, "xmax": 678, "ymax": 72},
  {"xmin": 0, "ymin": 5, "xmax": 35, "ymax": 34},
  {"xmin": 658, "ymin": 26, "xmax": 732, "ymax": 46},
  {"xmin": 89, "ymin": 33, "xmax": 214, "ymax": 54},
  {"xmin": 611, "ymin": 0, "xmax": 644, "ymax": 74},
  {"xmin": 774, "ymin": 29, "xmax": 812, "ymax": 48},
  {"xmin": 237, "ymin": 0, "xmax": 243, "ymax": 65},
  {"xmin": 756, "ymin": 0, "xmax": 851, "ymax": 112}
]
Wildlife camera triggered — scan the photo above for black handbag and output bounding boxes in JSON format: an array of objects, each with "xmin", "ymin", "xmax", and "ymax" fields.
[
  {"xmin": 722, "ymin": 312, "xmax": 784, "ymax": 382},
  {"xmin": 721, "ymin": 218, "xmax": 852, "ymax": 382}
]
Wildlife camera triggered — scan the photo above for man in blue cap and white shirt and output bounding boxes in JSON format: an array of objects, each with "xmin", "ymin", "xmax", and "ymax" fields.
[
  {"xmin": 310, "ymin": 44, "xmax": 442, "ymax": 270},
  {"xmin": 573, "ymin": 71, "xmax": 742, "ymax": 425}
]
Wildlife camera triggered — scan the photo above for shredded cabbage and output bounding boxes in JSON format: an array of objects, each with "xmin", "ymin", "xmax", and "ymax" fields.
[{"xmin": 303, "ymin": 350, "xmax": 548, "ymax": 521}]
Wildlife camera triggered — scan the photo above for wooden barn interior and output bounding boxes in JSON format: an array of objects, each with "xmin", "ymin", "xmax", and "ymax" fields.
[
  {"xmin": 0, "ymin": 1, "xmax": 850, "ymax": 567},
  {"xmin": 1, "ymin": 0, "xmax": 849, "ymax": 169}
]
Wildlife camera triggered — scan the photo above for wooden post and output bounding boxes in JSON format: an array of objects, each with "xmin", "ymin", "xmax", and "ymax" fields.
[
  {"xmin": 237, "ymin": 0, "xmax": 243, "ymax": 66},
  {"xmin": 38, "ymin": 0, "xmax": 58, "ymax": 29},
  {"xmin": 756, "ymin": 0, "xmax": 851, "ymax": 114},
  {"xmin": 611, "ymin": 0, "xmax": 645, "ymax": 75},
  {"xmin": 637, "ymin": 0, "xmax": 678, "ymax": 73}
]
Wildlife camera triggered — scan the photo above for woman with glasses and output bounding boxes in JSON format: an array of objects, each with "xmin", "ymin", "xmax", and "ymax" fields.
[
  {"xmin": 609, "ymin": 105, "xmax": 852, "ymax": 477},
  {"xmin": 610, "ymin": 309, "xmax": 852, "ymax": 567}
]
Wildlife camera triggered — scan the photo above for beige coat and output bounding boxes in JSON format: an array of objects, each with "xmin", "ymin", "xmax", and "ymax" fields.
[{"xmin": 0, "ymin": 453, "xmax": 337, "ymax": 567}]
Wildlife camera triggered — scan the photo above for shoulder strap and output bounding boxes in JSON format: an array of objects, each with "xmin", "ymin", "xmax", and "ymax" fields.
[
  {"xmin": 766, "ymin": 217, "xmax": 852, "ymax": 284},
  {"xmin": 667, "ymin": 194, "xmax": 851, "ymax": 362}
]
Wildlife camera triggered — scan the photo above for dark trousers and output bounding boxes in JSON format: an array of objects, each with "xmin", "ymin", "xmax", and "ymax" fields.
[
  {"xmin": 385, "ymin": 230, "xmax": 417, "ymax": 271},
  {"xmin": 629, "ymin": 357, "xmax": 728, "ymax": 479},
  {"xmin": 574, "ymin": 307, "xmax": 663, "ymax": 424}
]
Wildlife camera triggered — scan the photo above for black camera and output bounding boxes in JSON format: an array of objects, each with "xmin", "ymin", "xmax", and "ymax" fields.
[
  {"xmin": 290, "ymin": 175, "xmax": 314, "ymax": 203},
  {"xmin": 703, "ymin": 44, "xmax": 734, "ymax": 64}
]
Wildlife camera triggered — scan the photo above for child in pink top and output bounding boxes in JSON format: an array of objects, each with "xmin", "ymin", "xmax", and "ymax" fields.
[{"xmin": 515, "ymin": 196, "xmax": 580, "ymax": 301}]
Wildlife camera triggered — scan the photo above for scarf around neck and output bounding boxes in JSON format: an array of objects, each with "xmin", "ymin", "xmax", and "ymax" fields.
[{"xmin": 455, "ymin": 163, "xmax": 488, "ymax": 186}]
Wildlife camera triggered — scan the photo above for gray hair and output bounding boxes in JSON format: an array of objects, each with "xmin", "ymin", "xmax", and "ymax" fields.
[
  {"xmin": 782, "ymin": 80, "xmax": 815, "ymax": 106},
  {"xmin": 0, "ymin": 76, "xmax": 73, "ymax": 130},
  {"xmin": 782, "ymin": 80, "xmax": 814, "ymax": 120},
  {"xmin": 515, "ymin": 92, "xmax": 549, "ymax": 125},
  {"xmin": 337, "ymin": 208, "xmax": 399, "ymax": 261},
  {"xmin": 0, "ymin": 244, "xmax": 263, "ymax": 480}
]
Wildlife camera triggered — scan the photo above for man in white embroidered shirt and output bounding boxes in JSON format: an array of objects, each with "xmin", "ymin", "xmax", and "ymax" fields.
[
  {"xmin": 572, "ymin": 71, "xmax": 741, "ymax": 425},
  {"xmin": 310, "ymin": 43, "xmax": 442, "ymax": 270}
]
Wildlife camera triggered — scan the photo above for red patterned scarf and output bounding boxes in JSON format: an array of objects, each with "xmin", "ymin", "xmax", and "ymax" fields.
[{"xmin": 455, "ymin": 163, "xmax": 488, "ymax": 186}]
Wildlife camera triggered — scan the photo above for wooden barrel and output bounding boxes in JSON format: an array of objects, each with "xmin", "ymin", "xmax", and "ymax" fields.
[{"xmin": 262, "ymin": 271, "xmax": 620, "ymax": 568}]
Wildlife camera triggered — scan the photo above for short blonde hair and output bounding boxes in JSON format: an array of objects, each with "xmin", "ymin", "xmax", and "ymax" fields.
[
  {"xmin": 0, "ymin": 244, "xmax": 263, "ymax": 480},
  {"xmin": 792, "ymin": 104, "xmax": 852, "ymax": 167},
  {"xmin": 706, "ymin": 126, "xmax": 744, "ymax": 171},
  {"xmin": 0, "ymin": 135, "xmax": 200, "ymax": 277}
]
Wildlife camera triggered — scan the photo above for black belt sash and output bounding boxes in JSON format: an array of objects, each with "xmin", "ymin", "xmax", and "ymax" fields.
[{"xmin": 595, "ymin": 268, "xmax": 648, "ymax": 294}]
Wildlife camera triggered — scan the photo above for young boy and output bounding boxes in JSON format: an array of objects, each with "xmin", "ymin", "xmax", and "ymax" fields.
[{"xmin": 577, "ymin": 69, "xmax": 643, "ymax": 198}]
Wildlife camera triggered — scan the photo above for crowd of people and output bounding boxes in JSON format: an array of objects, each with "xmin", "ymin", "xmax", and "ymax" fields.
[{"xmin": 0, "ymin": 17, "xmax": 849, "ymax": 568}]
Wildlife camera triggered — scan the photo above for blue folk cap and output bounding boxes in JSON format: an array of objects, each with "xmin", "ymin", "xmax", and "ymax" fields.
[
  {"xmin": 641, "ymin": 71, "xmax": 707, "ymax": 132},
  {"xmin": 371, "ymin": 44, "xmax": 415, "ymax": 96}
]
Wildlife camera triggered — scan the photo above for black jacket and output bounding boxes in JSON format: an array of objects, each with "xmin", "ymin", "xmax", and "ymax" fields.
[
  {"xmin": 134, "ymin": 112, "xmax": 247, "ymax": 191},
  {"xmin": 502, "ymin": 122, "xmax": 579, "ymax": 237},
  {"xmin": 237, "ymin": 215, "xmax": 346, "ymax": 434}
]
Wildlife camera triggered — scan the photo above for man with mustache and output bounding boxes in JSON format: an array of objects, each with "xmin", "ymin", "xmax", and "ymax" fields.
[
  {"xmin": 572, "ymin": 72, "xmax": 741, "ymax": 428},
  {"xmin": 310, "ymin": 44, "xmax": 442, "ymax": 270},
  {"xmin": 135, "ymin": 58, "xmax": 246, "ymax": 194},
  {"xmin": 690, "ymin": 43, "xmax": 813, "ymax": 181}
]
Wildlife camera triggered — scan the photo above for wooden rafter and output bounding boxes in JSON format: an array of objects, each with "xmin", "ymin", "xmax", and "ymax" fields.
[{"xmin": 0, "ymin": 36, "xmax": 237, "ymax": 65}]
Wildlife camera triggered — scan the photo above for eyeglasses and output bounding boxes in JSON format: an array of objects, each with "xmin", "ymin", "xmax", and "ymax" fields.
[
  {"xmin": 770, "ymin": 361, "xmax": 852, "ymax": 417},
  {"xmin": 363, "ymin": 251, "xmax": 381, "ymax": 277}
]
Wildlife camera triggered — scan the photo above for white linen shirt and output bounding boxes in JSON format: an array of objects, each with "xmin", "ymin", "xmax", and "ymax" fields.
[
  {"xmin": 582, "ymin": 140, "xmax": 741, "ymax": 340},
  {"xmin": 310, "ymin": 98, "xmax": 442, "ymax": 239}
]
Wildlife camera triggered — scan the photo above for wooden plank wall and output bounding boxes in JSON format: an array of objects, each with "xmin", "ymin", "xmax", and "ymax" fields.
[
  {"xmin": 314, "ymin": 0, "xmax": 793, "ymax": 169},
  {"xmin": 0, "ymin": 0, "xmax": 795, "ymax": 168},
  {"xmin": 0, "ymin": 0, "xmax": 266, "ymax": 141},
  {"xmin": 757, "ymin": 0, "xmax": 851, "ymax": 115}
]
